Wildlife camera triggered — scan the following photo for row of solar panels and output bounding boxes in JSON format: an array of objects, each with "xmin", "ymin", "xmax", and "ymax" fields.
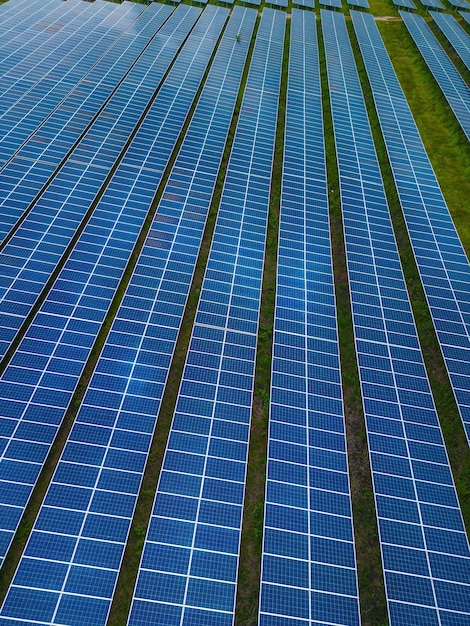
[{"xmin": 0, "ymin": 1, "xmax": 469, "ymax": 625}]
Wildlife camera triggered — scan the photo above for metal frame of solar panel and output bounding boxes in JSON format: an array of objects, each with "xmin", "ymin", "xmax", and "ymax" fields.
[
  {"xmin": 0, "ymin": 2, "xmax": 147, "ymax": 168},
  {"xmin": 460, "ymin": 9, "xmax": 470, "ymax": 21},
  {"xmin": 0, "ymin": 8, "xmax": 245, "ymax": 622},
  {"xmin": 353, "ymin": 10, "xmax": 470, "ymax": 450},
  {"xmin": 0, "ymin": 3, "xmax": 174, "ymax": 245},
  {"xmin": 126, "ymin": 8, "xmax": 285, "ymax": 626},
  {"xmin": 346, "ymin": 10, "xmax": 470, "ymax": 623},
  {"xmin": 400, "ymin": 11, "xmax": 470, "ymax": 141},
  {"xmin": 0, "ymin": 4, "xmax": 207, "ymax": 568},
  {"xmin": 430, "ymin": 11, "xmax": 470, "ymax": 72},
  {"xmin": 259, "ymin": 10, "xmax": 360, "ymax": 626},
  {"xmin": 0, "ymin": 6, "xmax": 204, "ymax": 364}
]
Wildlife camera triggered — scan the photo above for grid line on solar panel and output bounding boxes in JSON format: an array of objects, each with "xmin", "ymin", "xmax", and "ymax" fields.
[
  {"xmin": 0, "ymin": 1, "xmax": 146, "ymax": 169},
  {"xmin": 258, "ymin": 10, "xmax": 360, "ymax": 626},
  {"xmin": 325, "ymin": 10, "xmax": 470, "ymax": 624},
  {"xmin": 0, "ymin": 4, "xmax": 216, "ymax": 570},
  {"xmin": 0, "ymin": 8, "xmax": 258, "ymax": 621},
  {"xmin": 430, "ymin": 11, "xmax": 470, "ymax": 72},
  {"xmin": 400, "ymin": 11, "xmax": 470, "ymax": 141},
  {"xmin": 351, "ymin": 10, "xmax": 470, "ymax": 450},
  {"xmin": 0, "ymin": 5, "xmax": 204, "ymax": 363},
  {"xmin": 127, "ymin": 8, "xmax": 285, "ymax": 626},
  {"xmin": 0, "ymin": 3, "xmax": 174, "ymax": 246}
]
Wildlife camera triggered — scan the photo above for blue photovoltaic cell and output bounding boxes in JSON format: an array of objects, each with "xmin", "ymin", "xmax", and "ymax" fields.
[
  {"xmin": 0, "ymin": 4, "xmax": 201, "ymax": 363},
  {"xmin": 0, "ymin": 8, "xmax": 259, "ymax": 623},
  {"xmin": 259, "ymin": 10, "xmax": 360, "ymax": 626},
  {"xmin": 128, "ymin": 8, "xmax": 285, "ymax": 626},
  {"xmin": 353, "ymin": 10, "xmax": 470, "ymax": 451},
  {"xmin": 401, "ymin": 11, "xmax": 470, "ymax": 141},
  {"xmin": 320, "ymin": 9, "xmax": 470, "ymax": 623},
  {"xmin": 0, "ymin": 2, "xmax": 174, "ymax": 246},
  {"xmin": 430, "ymin": 11, "xmax": 470, "ymax": 72},
  {"xmin": 0, "ymin": 4, "xmax": 204, "ymax": 569},
  {"xmin": 460, "ymin": 8, "xmax": 470, "ymax": 19},
  {"xmin": 450, "ymin": 0, "xmax": 470, "ymax": 7},
  {"xmin": 0, "ymin": 0, "xmax": 143, "ymax": 168}
]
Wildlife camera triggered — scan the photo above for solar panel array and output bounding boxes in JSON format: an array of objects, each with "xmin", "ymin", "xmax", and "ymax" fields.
[
  {"xmin": 400, "ymin": 11, "xmax": 470, "ymax": 142},
  {"xmin": 259, "ymin": 10, "xmax": 360, "ymax": 626},
  {"xmin": 350, "ymin": 9, "xmax": 470, "ymax": 623},
  {"xmin": 0, "ymin": 4, "xmax": 205, "ymax": 362},
  {"xmin": 430, "ymin": 11, "xmax": 470, "ymax": 72},
  {"xmin": 0, "ymin": 2, "xmax": 206, "ymax": 569},
  {"xmin": 0, "ymin": 7, "xmax": 249, "ymax": 622},
  {"xmin": 354, "ymin": 10, "xmax": 470, "ymax": 451},
  {"xmin": 0, "ymin": 1, "xmax": 174, "ymax": 245},
  {"xmin": 128, "ymin": 8, "xmax": 286, "ymax": 626},
  {"xmin": 0, "ymin": 1, "xmax": 470, "ymax": 625}
]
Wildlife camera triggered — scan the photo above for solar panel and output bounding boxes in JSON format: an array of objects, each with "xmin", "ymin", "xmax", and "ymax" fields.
[
  {"xmin": 392, "ymin": 0, "xmax": 416, "ymax": 9},
  {"xmin": 420, "ymin": 0, "xmax": 445, "ymax": 8},
  {"xmin": 320, "ymin": 0, "xmax": 343, "ymax": 7},
  {"xmin": 267, "ymin": 0, "xmax": 289, "ymax": 7},
  {"xmin": 348, "ymin": 0, "xmax": 370, "ymax": 7},
  {"xmin": 354, "ymin": 10, "xmax": 470, "ymax": 449},
  {"xmin": 449, "ymin": 0, "xmax": 470, "ymax": 7},
  {"xmin": 259, "ymin": 10, "xmax": 361, "ymax": 626},
  {"xmin": 0, "ymin": 3, "xmax": 173, "ymax": 247},
  {"xmin": 0, "ymin": 1, "xmax": 142, "ymax": 168},
  {"xmin": 430, "ymin": 11, "xmax": 470, "ymax": 72},
  {"xmin": 127, "ymin": 8, "xmax": 286, "ymax": 626},
  {"xmin": 0, "ymin": 6, "xmax": 205, "ymax": 362},
  {"xmin": 460, "ymin": 8, "xmax": 470, "ymax": 20},
  {"xmin": 348, "ymin": 10, "xmax": 470, "ymax": 623},
  {"xmin": 292, "ymin": 0, "xmax": 315, "ymax": 7},
  {"xmin": 400, "ymin": 11, "xmax": 470, "ymax": 141}
]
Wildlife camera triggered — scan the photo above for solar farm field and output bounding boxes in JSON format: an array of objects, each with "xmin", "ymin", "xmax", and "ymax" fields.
[{"xmin": 0, "ymin": 0, "xmax": 469, "ymax": 624}]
